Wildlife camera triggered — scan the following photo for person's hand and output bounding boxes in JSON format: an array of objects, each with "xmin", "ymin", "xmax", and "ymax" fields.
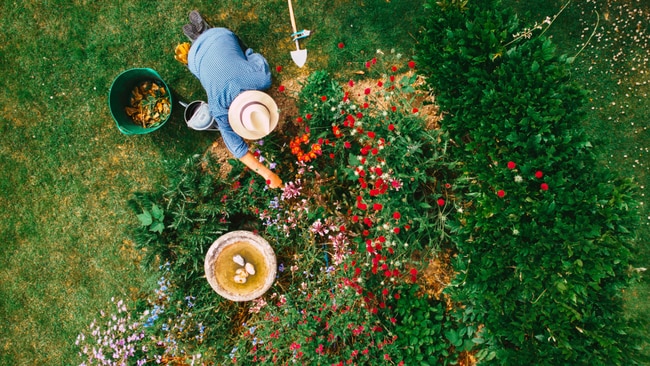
[{"xmin": 265, "ymin": 172, "xmax": 283, "ymax": 189}]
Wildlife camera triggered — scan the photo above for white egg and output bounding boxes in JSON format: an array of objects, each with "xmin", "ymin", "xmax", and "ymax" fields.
[{"xmin": 233, "ymin": 254, "xmax": 245, "ymax": 266}]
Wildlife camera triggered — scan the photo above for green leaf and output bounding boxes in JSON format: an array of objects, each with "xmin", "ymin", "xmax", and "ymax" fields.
[
  {"xmin": 149, "ymin": 221, "xmax": 165, "ymax": 233},
  {"xmin": 137, "ymin": 211, "xmax": 153, "ymax": 226},
  {"xmin": 151, "ymin": 204, "xmax": 164, "ymax": 220},
  {"xmin": 531, "ymin": 60, "xmax": 540, "ymax": 72}
]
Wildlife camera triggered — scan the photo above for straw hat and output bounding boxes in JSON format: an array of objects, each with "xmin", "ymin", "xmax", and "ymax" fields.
[{"xmin": 228, "ymin": 91, "xmax": 279, "ymax": 140}]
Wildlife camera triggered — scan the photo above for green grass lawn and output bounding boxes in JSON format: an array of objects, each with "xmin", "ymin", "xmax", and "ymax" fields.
[{"xmin": 0, "ymin": 0, "xmax": 647, "ymax": 364}]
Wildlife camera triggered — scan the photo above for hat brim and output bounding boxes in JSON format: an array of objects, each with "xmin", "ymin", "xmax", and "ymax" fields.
[{"xmin": 228, "ymin": 90, "xmax": 279, "ymax": 140}]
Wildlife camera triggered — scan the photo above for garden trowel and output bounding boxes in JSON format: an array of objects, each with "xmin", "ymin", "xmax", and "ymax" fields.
[{"xmin": 287, "ymin": 0, "xmax": 308, "ymax": 67}]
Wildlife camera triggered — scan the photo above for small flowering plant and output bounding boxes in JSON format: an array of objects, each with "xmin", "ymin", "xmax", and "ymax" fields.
[{"xmin": 75, "ymin": 264, "xmax": 211, "ymax": 365}]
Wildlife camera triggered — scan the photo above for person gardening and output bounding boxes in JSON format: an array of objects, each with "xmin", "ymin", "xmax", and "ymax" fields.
[{"xmin": 176, "ymin": 10, "xmax": 283, "ymax": 188}]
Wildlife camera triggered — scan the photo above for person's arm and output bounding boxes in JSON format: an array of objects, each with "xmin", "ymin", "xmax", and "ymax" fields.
[{"xmin": 239, "ymin": 151, "xmax": 283, "ymax": 189}]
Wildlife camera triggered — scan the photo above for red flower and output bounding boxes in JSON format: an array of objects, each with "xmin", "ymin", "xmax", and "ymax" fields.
[
  {"xmin": 321, "ymin": 95, "xmax": 327, "ymax": 101},
  {"xmin": 507, "ymin": 161, "xmax": 516, "ymax": 169},
  {"xmin": 437, "ymin": 198, "xmax": 445, "ymax": 206},
  {"xmin": 390, "ymin": 75, "xmax": 396, "ymax": 82},
  {"xmin": 364, "ymin": 88, "xmax": 371, "ymax": 95},
  {"xmin": 408, "ymin": 60, "xmax": 416, "ymax": 68},
  {"xmin": 377, "ymin": 80, "xmax": 383, "ymax": 87},
  {"xmin": 278, "ymin": 85, "xmax": 285, "ymax": 92},
  {"xmin": 306, "ymin": 113, "xmax": 312, "ymax": 120},
  {"xmin": 296, "ymin": 116, "xmax": 303, "ymax": 123},
  {"xmin": 388, "ymin": 124, "xmax": 395, "ymax": 131},
  {"xmin": 352, "ymin": 215, "xmax": 359, "ymax": 222},
  {"xmin": 371, "ymin": 57, "xmax": 377, "ymax": 65},
  {"xmin": 357, "ymin": 202, "xmax": 367, "ymax": 210},
  {"xmin": 344, "ymin": 141, "xmax": 351, "ymax": 149},
  {"xmin": 384, "ymin": 354, "xmax": 391, "ymax": 361},
  {"xmin": 338, "ymin": 42, "xmax": 345, "ymax": 49},
  {"xmin": 394, "ymin": 293, "xmax": 400, "ymax": 299},
  {"xmin": 348, "ymin": 79, "xmax": 355, "ymax": 87},
  {"xmin": 393, "ymin": 212, "xmax": 401, "ymax": 220},
  {"xmin": 541, "ymin": 183, "xmax": 549, "ymax": 191},
  {"xmin": 367, "ymin": 131, "xmax": 375, "ymax": 139},
  {"xmin": 363, "ymin": 217, "xmax": 372, "ymax": 227},
  {"xmin": 391, "ymin": 105, "xmax": 397, "ymax": 112},
  {"xmin": 412, "ymin": 107, "xmax": 419, "ymax": 114},
  {"xmin": 535, "ymin": 170, "xmax": 544, "ymax": 179},
  {"xmin": 276, "ymin": 65, "xmax": 283, "ymax": 72},
  {"xmin": 410, "ymin": 268, "xmax": 418, "ymax": 276},
  {"xmin": 391, "ymin": 65, "xmax": 398, "ymax": 72},
  {"xmin": 365, "ymin": 61, "xmax": 371, "ymax": 68},
  {"xmin": 373, "ymin": 203, "xmax": 383, "ymax": 211},
  {"xmin": 497, "ymin": 189, "xmax": 505, "ymax": 198}
]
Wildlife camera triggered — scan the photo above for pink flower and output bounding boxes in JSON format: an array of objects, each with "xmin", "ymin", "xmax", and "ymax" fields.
[{"xmin": 507, "ymin": 161, "xmax": 516, "ymax": 169}]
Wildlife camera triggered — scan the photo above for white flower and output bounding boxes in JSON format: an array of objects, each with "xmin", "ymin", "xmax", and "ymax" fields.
[{"xmin": 514, "ymin": 175, "xmax": 523, "ymax": 183}]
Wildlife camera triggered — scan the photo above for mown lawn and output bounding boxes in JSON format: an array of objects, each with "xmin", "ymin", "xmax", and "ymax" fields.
[{"xmin": 0, "ymin": 0, "xmax": 647, "ymax": 364}]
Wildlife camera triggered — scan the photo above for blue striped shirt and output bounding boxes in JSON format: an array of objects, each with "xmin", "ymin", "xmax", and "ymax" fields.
[{"xmin": 188, "ymin": 28, "xmax": 272, "ymax": 158}]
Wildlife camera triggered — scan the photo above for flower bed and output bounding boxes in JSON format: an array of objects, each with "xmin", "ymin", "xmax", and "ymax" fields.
[{"xmin": 75, "ymin": 57, "xmax": 473, "ymax": 365}]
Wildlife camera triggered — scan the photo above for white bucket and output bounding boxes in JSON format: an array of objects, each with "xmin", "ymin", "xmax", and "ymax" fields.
[{"xmin": 180, "ymin": 100, "xmax": 218, "ymax": 131}]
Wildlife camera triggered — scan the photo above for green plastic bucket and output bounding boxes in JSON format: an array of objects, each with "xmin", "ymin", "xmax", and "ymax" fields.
[{"xmin": 108, "ymin": 68, "xmax": 173, "ymax": 135}]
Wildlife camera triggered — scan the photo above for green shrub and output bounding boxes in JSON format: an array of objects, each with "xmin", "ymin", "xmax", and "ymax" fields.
[{"xmin": 418, "ymin": 0, "xmax": 642, "ymax": 364}]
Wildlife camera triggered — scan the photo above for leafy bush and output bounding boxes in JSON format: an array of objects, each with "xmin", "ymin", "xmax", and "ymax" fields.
[{"xmin": 417, "ymin": 0, "xmax": 642, "ymax": 364}]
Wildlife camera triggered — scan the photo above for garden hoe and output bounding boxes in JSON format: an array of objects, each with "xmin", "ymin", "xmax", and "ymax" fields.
[{"xmin": 287, "ymin": 0, "xmax": 309, "ymax": 67}]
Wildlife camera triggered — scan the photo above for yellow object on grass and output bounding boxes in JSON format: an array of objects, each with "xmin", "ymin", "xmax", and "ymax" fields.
[{"xmin": 174, "ymin": 42, "xmax": 191, "ymax": 65}]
